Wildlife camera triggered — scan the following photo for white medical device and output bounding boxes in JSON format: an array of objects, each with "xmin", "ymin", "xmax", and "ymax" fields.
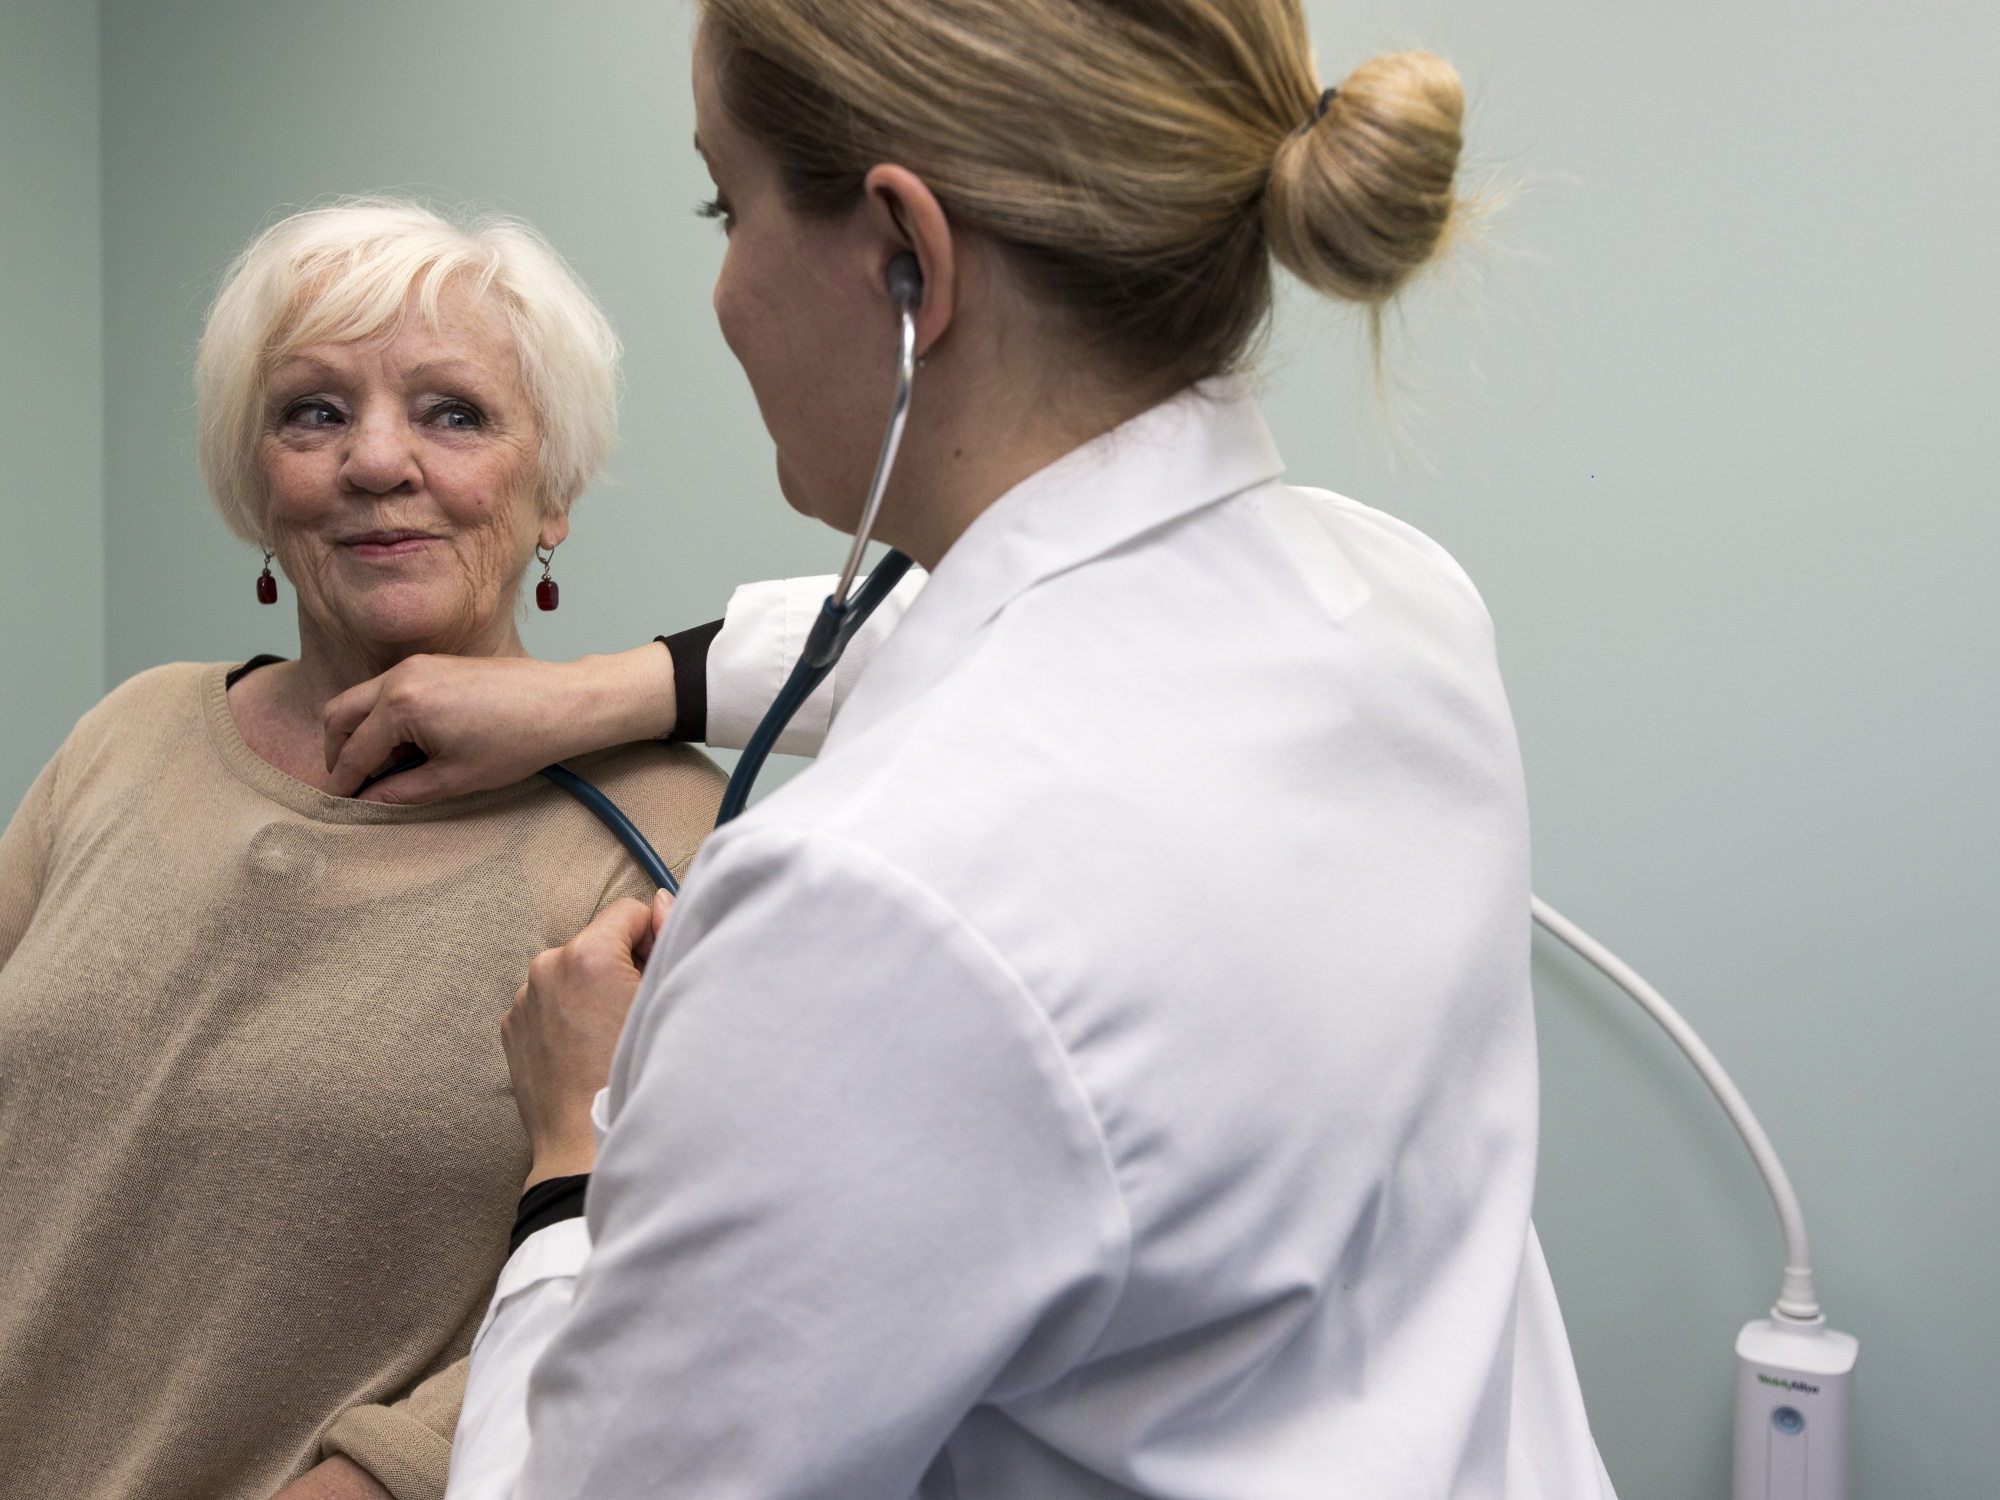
[{"xmin": 1530, "ymin": 899, "xmax": 1857, "ymax": 1500}]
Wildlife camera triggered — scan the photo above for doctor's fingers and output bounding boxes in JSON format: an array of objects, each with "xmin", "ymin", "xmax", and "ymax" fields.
[
  {"xmin": 322, "ymin": 666, "xmax": 435, "ymax": 798},
  {"xmin": 520, "ymin": 899, "xmax": 656, "ymax": 1021},
  {"xmin": 633, "ymin": 887, "xmax": 677, "ymax": 965},
  {"xmin": 328, "ymin": 656, "xmax": 610, "ymax": 803},
  {"xmin": 323, "ymin": 654, "xmax": 534, "ymax": 801},
  {"xmin": 504, "ymin": 901, "xmax": 654, "ymax": 1108}
]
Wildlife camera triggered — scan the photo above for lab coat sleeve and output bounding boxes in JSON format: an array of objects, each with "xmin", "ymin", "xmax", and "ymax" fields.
[
  {"xmin": 704, "ymin": 566, "xmax": 926, "ymax": 754},
  {"xmin": 445, "ymin": 1090, "xmax": 615, "ymax": 1500},
  {"xmin": 510, "ymin": 825, "xmax": 1131, "ymax": 1500},
  {"xmin": 445, "ymin": 1220, "xmax": 593, "ymax": 1500}
]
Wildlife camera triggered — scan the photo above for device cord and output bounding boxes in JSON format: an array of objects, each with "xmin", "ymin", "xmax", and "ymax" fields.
[{"xmin": 1531, "ymin": 895, "xmax": 1821, "ymax": 1323}]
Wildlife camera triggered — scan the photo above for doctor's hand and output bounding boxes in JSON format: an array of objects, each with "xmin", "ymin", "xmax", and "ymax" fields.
[
  {"xmin": 322, "ymin": 644, "xmax": 679, "ymax": 803},
  {"xmin": 503, "ymin": 888, "xmax": 674, "ymax": 1187}
]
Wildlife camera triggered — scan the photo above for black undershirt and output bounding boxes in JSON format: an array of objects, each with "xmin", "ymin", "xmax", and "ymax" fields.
[
  {"xmin": 510, "ymin": 1173, "xmax": 591, "ymax": 1254},
  {"xmin": 223, "ymin": 654, "xmax": 288, "ymax": 691}
]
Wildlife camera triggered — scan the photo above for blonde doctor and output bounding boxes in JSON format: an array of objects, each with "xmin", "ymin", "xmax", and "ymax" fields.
[{"xmin": 333, "ymin": 2, "xmax": 1619, "ymax": 1496}]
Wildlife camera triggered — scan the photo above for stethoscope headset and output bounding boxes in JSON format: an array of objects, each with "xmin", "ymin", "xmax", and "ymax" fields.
[{"xmin": 359, "ymin": 253, "xmax": 926, "ymax": 896}]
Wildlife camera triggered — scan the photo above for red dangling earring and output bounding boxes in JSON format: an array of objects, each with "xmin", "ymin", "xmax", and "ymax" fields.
[
  {"xmin": 534, "ymin": 544, "xmax": 559, "ymax": 611},
  {"xmin": 256, "ymin": 549, "xmax": 278, "ymax": 605}
]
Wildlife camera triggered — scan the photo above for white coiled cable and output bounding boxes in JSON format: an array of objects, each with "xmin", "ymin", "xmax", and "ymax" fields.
[{"xmin": 1531, "ymin": 896, "xmax": 1822, "ymax": 1324}]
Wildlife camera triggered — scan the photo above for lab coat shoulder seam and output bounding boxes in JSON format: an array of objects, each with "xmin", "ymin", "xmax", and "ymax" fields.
[{"xmin": 1295, "ymin": 486, "xmax": 1494, "ymax": 625}]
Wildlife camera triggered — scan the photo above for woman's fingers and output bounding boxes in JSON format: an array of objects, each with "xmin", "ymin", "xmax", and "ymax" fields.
[{"xmin": 323, "ymin": 665, "xmax": 432, "ymax": 798}]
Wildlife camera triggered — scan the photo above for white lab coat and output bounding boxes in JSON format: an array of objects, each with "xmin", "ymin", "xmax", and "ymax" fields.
[{"xmin": 448, "ymin": 381, "xmax": 1616, "ymax": 1500}]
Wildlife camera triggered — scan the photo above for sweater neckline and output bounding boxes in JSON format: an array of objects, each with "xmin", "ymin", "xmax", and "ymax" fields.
[{"xmin": 197, "ymin": 660, "xmax": 551, "ymax": 824}]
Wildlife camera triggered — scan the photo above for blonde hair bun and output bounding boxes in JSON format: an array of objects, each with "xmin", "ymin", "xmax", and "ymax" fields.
[{"xmin": 1265, "ymin": 51, "xmax": 1466, "ymax": 305}]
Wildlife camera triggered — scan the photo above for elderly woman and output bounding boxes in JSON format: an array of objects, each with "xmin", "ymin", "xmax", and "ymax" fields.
[{"xmin": 0, "ymin": 201, "xmax": 729, "ymax": 1500}]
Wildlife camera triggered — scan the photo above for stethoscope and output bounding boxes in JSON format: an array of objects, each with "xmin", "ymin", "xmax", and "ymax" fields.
[{"xmin": 360, "ymin": 253, "xmax": 926, "ymax": 897}]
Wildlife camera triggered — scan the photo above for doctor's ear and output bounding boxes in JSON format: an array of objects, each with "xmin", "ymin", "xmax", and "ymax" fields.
[{"xmin": 861, "ymin": 164, "xmax": 955, "ymax": 357}]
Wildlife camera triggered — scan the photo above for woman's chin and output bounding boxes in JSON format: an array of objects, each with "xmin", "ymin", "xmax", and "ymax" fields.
[{"xmin": 312, "ymin": 592, "xmax": 501, "ymax": 661}]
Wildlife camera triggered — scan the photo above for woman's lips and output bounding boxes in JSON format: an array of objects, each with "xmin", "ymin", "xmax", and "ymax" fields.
[{"xmin": 343, "ymin": 530, "xmax": 441, "ymax": 560}]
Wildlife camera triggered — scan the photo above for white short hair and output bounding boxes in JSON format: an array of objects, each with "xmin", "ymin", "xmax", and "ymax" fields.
[{"xmin": 196, "ymin": 197, "xmax": 621, "ymax": 544}]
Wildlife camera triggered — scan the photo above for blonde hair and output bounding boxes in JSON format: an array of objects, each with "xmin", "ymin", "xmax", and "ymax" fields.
[
  {"xmin": 702, "ymin": 0, "xmax": 1466, "ymax": 388},
  {"xmin": 196, "ymin": 198, "xmax": 622, "ymax": 545}
]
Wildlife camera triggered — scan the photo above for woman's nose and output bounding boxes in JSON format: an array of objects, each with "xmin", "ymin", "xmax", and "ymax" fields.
[{"xmin": 339, "ymin": 409, "xmax": 423, "ymax": 495}]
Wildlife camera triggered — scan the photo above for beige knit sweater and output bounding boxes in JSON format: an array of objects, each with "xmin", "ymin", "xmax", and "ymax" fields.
[{"xmin": 0, "ymin": 662, "xmax": 724, "ymax": 1499}]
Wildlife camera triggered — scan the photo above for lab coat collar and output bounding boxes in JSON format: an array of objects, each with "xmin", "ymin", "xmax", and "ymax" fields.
[
  {"xmin": 928, "ymin": 376, "xmax": 1281, "ymax": 631},
  {"xmin": 828, "ymin": 379, "xmax": 1285, "ymax": 746}
]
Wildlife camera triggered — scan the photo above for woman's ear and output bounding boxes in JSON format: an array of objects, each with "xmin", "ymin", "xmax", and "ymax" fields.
[
  {"xmin": 539, "ymin": 512, "xmax": 572, "ymax": 553},
  {"xmin": 861, "ymin": 164, "xmax": 956, "ymax": 357}
]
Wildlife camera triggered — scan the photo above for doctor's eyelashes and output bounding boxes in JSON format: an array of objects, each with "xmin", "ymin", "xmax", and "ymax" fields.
[{"xmin": 695, "ymin": 195, "xmax": 734, "ymax": 229}]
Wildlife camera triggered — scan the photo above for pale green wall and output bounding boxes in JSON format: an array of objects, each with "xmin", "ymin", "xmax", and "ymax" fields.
[
  {"xmin": 0, "ymin": 0, "xmax": 102, "ymax": 809},
  {"xmin": 7, "ymin": 1, "xmax": 1997, "ymax": 1493}
]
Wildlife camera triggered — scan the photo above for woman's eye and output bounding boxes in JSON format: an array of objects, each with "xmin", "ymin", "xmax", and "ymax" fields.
[
  {"xmin": 429, "ymin": 402, "xmax": 484, "ymax": 430},
  {"xmin": 696, "ymin": 196, "xmax": 734, "ymax": 230},
  {"xmin": 283, "ymin": 399, "xmax": 344, "ymax": 429}
]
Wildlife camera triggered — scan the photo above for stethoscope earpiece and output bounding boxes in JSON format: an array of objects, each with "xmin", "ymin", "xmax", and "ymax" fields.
[{"xmin": 886, "ymin": 251, "xmax": 924, "ymax": 312}]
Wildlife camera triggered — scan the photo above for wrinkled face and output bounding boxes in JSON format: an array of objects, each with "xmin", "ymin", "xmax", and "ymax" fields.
[
  {"xmin": 693, "ymin": 35, "xmax": 896, "ymax": 534},
  {"xmin": 258, "ymin": 283, "xmax": 554, "ymax": 662}
]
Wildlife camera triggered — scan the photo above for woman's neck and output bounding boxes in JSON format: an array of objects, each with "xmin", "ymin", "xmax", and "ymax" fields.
[{"xmin": 230, "ymin": 610, "xmax": 530, "ymax": 794}]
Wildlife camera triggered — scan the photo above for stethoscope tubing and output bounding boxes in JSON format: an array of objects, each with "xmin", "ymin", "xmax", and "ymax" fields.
[
  {"xmin": 831, "ymin": 308, "xmax": 919, "ymax": 608},
  {"xmin": 711, "ymin": 548, "xmax": 915, "ymax": 831},
  {"xmin": 351, "ymin": 754, "xmax": 687, "ymax": 893},
  {"xmin": 539, "ymin": 762, "xmax": 681, "ymax": 895}
]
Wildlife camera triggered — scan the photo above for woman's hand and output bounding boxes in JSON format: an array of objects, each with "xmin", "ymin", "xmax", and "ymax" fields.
[
  {"xmin": 322, "ymin": 644, "xmax": 679, "ymax": 803},
  {"xmin": 269, "ymin": 1456, "xmax": 393, "ymax": 1500},
  {"xmin": 504, "ymin": 889, "xmax": 675, "ymax": 1186}
]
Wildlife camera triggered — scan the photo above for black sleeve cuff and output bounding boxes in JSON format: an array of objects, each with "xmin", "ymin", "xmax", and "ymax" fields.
[
  {"xmin": 510, "ymin": 1173, "xmax": 590, "ymax": 1255},
  {"xmin": 658, "ymin": 619, "xmax": 725, "ymax": 744}
]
